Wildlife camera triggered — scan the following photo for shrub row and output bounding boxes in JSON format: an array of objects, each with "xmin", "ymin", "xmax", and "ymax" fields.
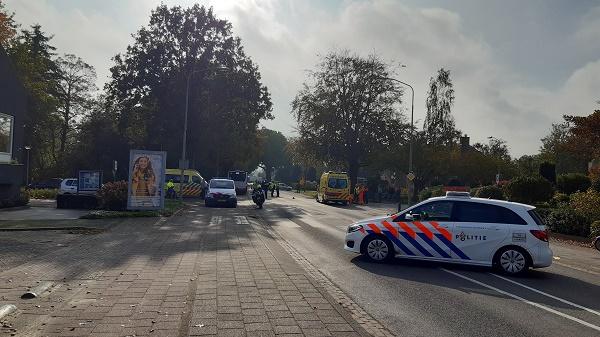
[
  {"xmin": 0, "ymin": 188, "xmax": 29, "ymax": 209},
  {"xmin": 97, "ymin": 181, "xmax": 128, "ymax": 211},
  {"xmin": 27, "ymin": 188, "xmax": 58, "ymax": 200}
]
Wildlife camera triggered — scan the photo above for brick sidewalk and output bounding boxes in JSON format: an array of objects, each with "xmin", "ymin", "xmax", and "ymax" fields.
[{"xmin": 0, "ymin": 203, "xmax": 369, "ymax": 337}]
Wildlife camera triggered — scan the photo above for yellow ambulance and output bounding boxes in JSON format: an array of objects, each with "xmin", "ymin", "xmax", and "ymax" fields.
[
  {"xmin": 316, "ymin": 171, "xmax": 350, "ymax": 205},
  {"xmin": 165, "ymin": 169, "xmax": 207, "ymax": 198}
]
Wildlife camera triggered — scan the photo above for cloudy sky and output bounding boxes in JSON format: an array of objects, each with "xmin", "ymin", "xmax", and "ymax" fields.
[{"xmin": 5, "ymin": 0, "xmax": 600, "ymax": 157}]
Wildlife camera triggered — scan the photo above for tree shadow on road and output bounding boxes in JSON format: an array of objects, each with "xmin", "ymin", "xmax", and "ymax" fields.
[{"xmin": 350, "ymin": 255, "xmax": 600, "ymax": 312}]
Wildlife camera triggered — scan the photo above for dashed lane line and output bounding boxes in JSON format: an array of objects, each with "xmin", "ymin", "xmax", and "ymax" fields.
[
  {"xmin": 442, "ymin": 268, "xmax": 600, "ymax": 333},
  {"xmin": 490, "ymin": 273, "xmax": 600, "ymax": 317}
]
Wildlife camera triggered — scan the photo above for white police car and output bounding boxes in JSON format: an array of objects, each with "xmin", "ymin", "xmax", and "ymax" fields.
[{"xmin": 344, "ymin": 192, "xmax": 553, "ymax": 274}]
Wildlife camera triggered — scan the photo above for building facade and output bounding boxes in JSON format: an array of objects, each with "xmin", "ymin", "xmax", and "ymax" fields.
[{"xmin": 0, "ymin": 46, "xmax": 26, "ymax": 202}]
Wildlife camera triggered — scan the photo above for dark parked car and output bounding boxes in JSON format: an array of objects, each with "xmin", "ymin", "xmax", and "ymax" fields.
[{"xmin": 28, "ymin": 178, "xmax": 62, "ymax": 189}]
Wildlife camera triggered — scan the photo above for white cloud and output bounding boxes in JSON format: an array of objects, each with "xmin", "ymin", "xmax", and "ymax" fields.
[{"xmin": 4, "ymin": 0, "xmax": 599, "ymax": 157}]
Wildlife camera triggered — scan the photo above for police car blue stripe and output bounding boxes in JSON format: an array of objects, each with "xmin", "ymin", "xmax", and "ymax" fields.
[
  {"xmin": 399, "ymin": 232, "xmax": 433, "ymax": 257},
  {"xmin": 435, "ymin": 234, "xmax": 470, "ymax": 260},
  {"xmin": 416, "ymin": 233, "xmax": 451, "ymax": 258},
  {"xmin": 366, "ymin": 230, "xmax": 415, "ymax": 256}
]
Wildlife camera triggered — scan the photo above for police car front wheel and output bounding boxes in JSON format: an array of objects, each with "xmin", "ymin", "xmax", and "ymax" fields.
[
  {"xmin": 363, "ymin": 236, "xmax": 394, "ymax": 262},
  {"xmin": 495, "ymin": 247, "xmax": 530, "ymax": 275}
]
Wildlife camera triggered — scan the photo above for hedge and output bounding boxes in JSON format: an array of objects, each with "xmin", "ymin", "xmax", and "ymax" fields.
[
  {"xmin": 503, "ymin": 176, "xmax": 553, "ymax": 204},
  {"xmin": 556, "ymin": 173, "xmax": 591, "ymax": 195},
  {"xmin": 545, "ymin": 208, "xmax": 590, "ymax": 237},
  {"xmin": 418, "ymin": 185, "xmax": 444, "ymax": 201},
  {"xmin": 569, "ymin": 189, "xmax": 600, "ymax": 222},
  {"xmin": 27, "ymin": 188, "xmax": 58, "ymax": 200},
  {"xmin": 97, "ymin": 181, "xmax": 128, "ymax": 211},
  {"xmin": 473, "ymin": 185, "xmax": 505, "ymax": 200}
]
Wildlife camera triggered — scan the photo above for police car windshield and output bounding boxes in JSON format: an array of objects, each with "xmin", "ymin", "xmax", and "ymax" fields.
[
  {"xmin": 210, "ymin": 180, "xmax": 235, "ymax": 189},
  {"xmin": 328, "ymin": 178, "xmax": 347, "ymax": 189}
]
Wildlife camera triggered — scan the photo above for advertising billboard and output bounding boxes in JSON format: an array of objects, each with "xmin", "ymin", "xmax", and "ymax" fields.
[
  {"xmin": 78, "ymin": 170, "xmax": 102, "ymax": 192},
  {"xmin": 127, "ymin": 150, "xmax": 166, "ymax": 210}
]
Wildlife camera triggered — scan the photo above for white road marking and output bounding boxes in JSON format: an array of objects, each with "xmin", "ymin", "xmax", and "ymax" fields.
[
  {"xmin": 490, "ymin": 273, "xmax": 600, "ymax": 317},
  {"xmin": 554, "ymin": 261, "xmax": 600, "ymax": 276},
  {"xmin": 442, "ymin": 268, "xmax": 600, "ymax": 332},
  {"xmin": 234, "ymin": 216, "xmax": 249, "ymax": 224}
]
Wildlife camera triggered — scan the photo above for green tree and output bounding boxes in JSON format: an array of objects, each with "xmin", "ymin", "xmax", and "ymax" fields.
[
  {"xmin": 257, "ymin": 128, "xmax": 289, "ymax": 182},
  {"xmin": 292, "ymin": 50, "xmax": 407, "ymax": 189},
  {"xmin": 0, "ymin": 0, "xmax": 16, "ymax": 47},
  {"xmin": 7, "ymin": 24, "xmax": 60, "ymax": 179},
  {"xmin": 106, "ymin": 4, "xmax": 272, "ymax": 178},
  {"xmin": 473, "ymin": 137, "xmax": 510, "ymax": 162},
  {"xmin": 564, "ymin": 110, "xmax": 600, "ymax": 162},
  {"xmin": 539, "ymin": 121, "xmax": 586, "ymax": 174},
  {"xmin": 424, "ymin": 68, "xmax": 460, "ymax": 146}
]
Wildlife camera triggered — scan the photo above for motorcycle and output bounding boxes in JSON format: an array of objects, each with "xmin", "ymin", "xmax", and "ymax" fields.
[{"xmin": 252, "ymin": 187, "xmax": 265, "ymax": 209}]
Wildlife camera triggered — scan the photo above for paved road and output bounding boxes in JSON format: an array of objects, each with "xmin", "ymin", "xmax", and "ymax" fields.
[{"xmin": 260, "ymin": 191, "xmax": 600, "ymax": 337}]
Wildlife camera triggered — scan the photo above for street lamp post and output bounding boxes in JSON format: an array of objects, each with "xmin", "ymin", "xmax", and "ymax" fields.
[
  {"xmin": 385, "ymin": 77, "xmax": 415, "ymax": 210},
  {"xmin": 180, "ymin": 66, "xmax": 227, "ymax": 201},
  {"xmin": 24, "ymin": 145, "xmax": 31, "ymax": 186}
]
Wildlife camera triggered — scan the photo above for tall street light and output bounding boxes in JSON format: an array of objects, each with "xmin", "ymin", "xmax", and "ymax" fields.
[
  {"xmin": 180, "ymin": 66, "xmax": 227, "ymax": 201},
  {"xmin": 383, "ymin": 76, "xmax": 415, "ymax": 210}
]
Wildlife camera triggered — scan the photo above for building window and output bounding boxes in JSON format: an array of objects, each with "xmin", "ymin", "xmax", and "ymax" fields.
[{"xmin": 0, "ymin": 113, "xmax": 14, "ymax": 163}]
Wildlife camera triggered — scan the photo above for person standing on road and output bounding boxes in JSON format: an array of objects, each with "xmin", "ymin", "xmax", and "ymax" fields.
[
  {"xmin": 270, "ymin": 181, "xmax": 276, "ymax": 197},
  {"xmin": 276, "ymin": 182, "xmax": 280, "ymax": 197},
  {"xmin": 166, "ymin": 179, "xmax": 176, "ymax": 199},
  {"xmin": 377, "ymin": 184, "xmax": 383, "ymax": 203},
  {"xmin": 364, "ymin": 185, "xmax": 369, "ymax": 204},
  {"xmin": 262, "ymin": 181, "xmax": 269, "ymax": 199}
]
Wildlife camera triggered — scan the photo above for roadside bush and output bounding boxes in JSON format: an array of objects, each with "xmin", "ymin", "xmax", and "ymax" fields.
[
  {"xmin": 473, "ymin": 185, "xmax": 505, "ymax": 200},
  {"xmin": 590, "ymin": 221, "xmax": 600, "ymax": 238},
  {"xmin": 503, "ymin": 176, "xmax": 554, "ymax": 204},
  {"xmin": 545, "ymin": 208, "xmax": 590, "ymax": 237},
  {"xmin": 548, "ymin": 192, "xmax": 570, "ymax": 208},
  {"xmin": 569, "ymin": 189, "xmax": 600, "ymax": 222},
  {"xmin": 556, "ymin": 173, "xmax": 591, "ymax": 195},
  {"xmin": 590, "ymin": 173, "xmax": 600, "ymax": 193},
  {"xmin": 27, "ymin": 188, "xmax": 58, "ymax": 200},
  {"xmin": 97, "ymin": 181, "xmax": 128, "ymax": 211},
  {"xmin": 18, "ymin": 188, "xmax": 30, "ymax": 206},
  {"xmin": 419, "ymin": 185, "xmax": 444, "ymax": 201}
]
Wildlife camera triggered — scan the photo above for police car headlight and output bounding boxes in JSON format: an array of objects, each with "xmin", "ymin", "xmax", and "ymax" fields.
[{"xmin": 347, "ymin": 224, "xmax": 363, "ymax": 233}]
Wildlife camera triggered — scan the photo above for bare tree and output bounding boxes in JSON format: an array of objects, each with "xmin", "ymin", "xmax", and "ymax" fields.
[{"xmin": 54, "ymin": 54, "xmax": 97, "ymax": 160}]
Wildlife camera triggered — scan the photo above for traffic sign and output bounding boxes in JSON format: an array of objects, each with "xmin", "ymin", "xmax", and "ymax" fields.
[{"xmin": 407, "ymin": 172, "xmax": 416, "ymax": 181}]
